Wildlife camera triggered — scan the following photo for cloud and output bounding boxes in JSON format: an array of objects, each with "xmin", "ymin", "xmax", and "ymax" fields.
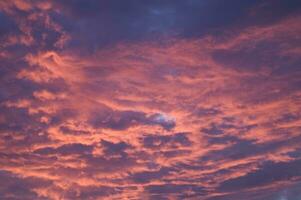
[
  {"xmin": 142, "ymin": 132, "xmax": 191, "ymax": 149},
  {"xmin": 0, "ymin": 0, "xmax": 301, "ymax": 199},
  {"xmin": 145, "ymin": 183, "xmax": 205, "ymax": 199},
  {"xmin": 89, "ymin": 110, "xmax": 175, "ymax": 130},
  {"xmin": 219, "ymin": 159, "xmax": 301, "ymax": 191},
  {"xmin": 34, "ymin": 143, "xmax": 93, "ymax": 155},
  {"xmin": 0, "ymin": 170, "xmax": 52, "ymax": 200}
]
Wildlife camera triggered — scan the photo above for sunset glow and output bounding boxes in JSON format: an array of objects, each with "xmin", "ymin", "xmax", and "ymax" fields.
[{"xmin": 1, "ymin": 0, "xmax": 301, "ymax": 199}]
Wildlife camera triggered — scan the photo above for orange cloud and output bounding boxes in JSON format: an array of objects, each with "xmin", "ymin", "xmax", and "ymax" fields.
[{"xmin": 1, "ymin": 4, "xmax": 301, "ymax": 199}]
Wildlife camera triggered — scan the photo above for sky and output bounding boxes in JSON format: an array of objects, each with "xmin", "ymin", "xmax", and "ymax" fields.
[{"xmin": 0, "ymin": 0, "xmax": 301, "ymax": 199}]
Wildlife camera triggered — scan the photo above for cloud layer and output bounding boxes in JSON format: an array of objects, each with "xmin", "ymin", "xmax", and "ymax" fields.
[{"xmin": 1, "ymin": 0, "xmax": 301, "ymax": 199}]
